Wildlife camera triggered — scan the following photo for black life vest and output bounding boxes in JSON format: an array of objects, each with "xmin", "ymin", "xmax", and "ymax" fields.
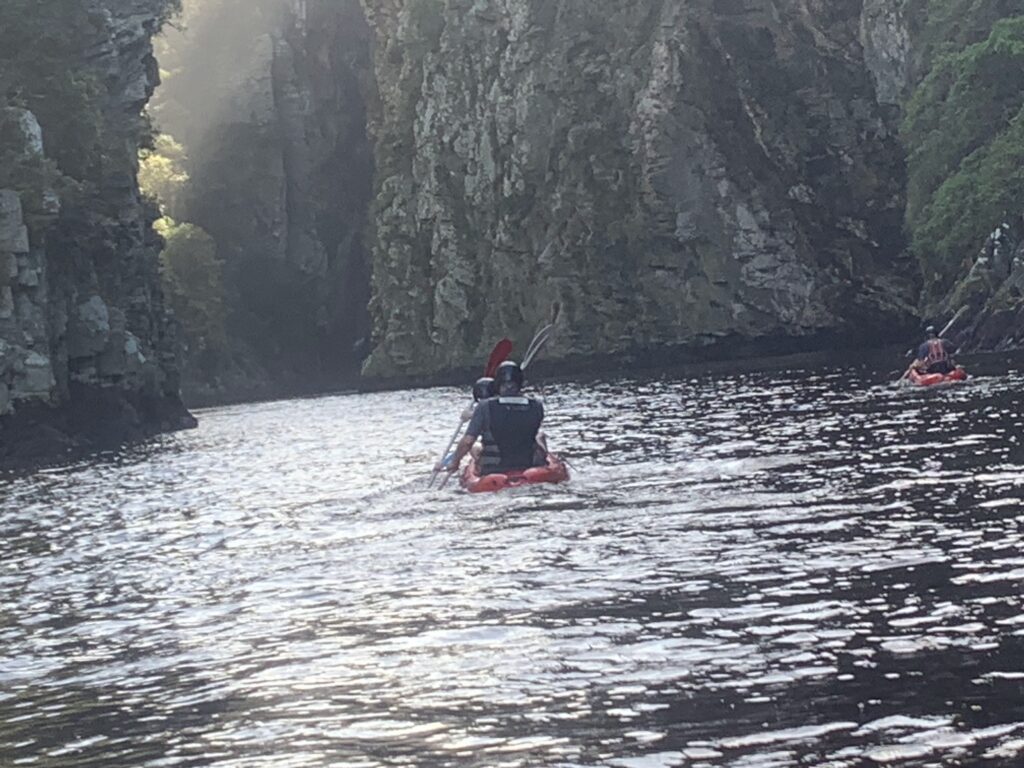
[{"xmin": 480, "ymin": 396, "xmax": 543, "ymax": 472}]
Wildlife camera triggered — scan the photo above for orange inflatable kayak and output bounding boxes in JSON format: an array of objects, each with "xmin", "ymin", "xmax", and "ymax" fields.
[
  {"xmin": 907, "ymin": 367, "xmax": 968, "ymax": 387},
  {"xmin": 460, "ymin": 454, "xmax": 570, "ymax": 493}
]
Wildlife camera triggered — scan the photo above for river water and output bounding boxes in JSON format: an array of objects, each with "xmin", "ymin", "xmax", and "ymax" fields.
[{"xmin": 2, "ymin": 353, "xmax": 1024, "ymax": 768}]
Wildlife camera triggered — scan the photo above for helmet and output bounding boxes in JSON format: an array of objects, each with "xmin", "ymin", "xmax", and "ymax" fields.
[
  {"xmin": 472, "ymin": 377, "xmax": 495, "ymax": 402},
  {"xmin": 494, "ymin": 360, "xmax": 524, "ymax": 391},
  {"xmin": 925, "ymin": 325, "xmax": 937, "ymax": 336}
]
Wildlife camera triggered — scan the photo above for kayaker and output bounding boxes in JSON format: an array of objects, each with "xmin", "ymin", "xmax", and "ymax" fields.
[
  {"xmin": 459, "ymin": 376, "xmax": 496, "ymax": 421},
  {"xmin": 911, "ymin": 326, "xmax": 958, "ymax": 375},
  {"xmin": 436, "ymin": 361, "xmax": 547, "ymax": 476},
  {"xmin": 474, "ymin": 377, "xmax": 496, "ymax": 401}
]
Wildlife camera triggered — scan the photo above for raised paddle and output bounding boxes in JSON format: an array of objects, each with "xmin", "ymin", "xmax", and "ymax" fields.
[
  {"xmin": 485, "ymin": 338, "xmax": 513, "ymax": 378},
  {"xmin": 939, "ymin": 305, "xmax": 969, "ymax": 339},
  {"xmin": 522, "ymin": 302, "xmax": 561, "ymax": 370},
  {"xmin": 428, "ymin": 338, "xmax": 513, "ymax": 489}
]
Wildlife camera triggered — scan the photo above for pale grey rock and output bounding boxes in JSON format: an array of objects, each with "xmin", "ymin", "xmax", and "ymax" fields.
[
  {"xmin": 0, "ymin": 287, "xmax": 12, "ymax": 321},
  {"xmin": 15, "ymin": 292, "xmax": 47, "ymax": 346},
  {"xmin": 124, "ymin": 332, "xmax": 148, "ymax": 376},
  {"xmin": 17, "ymin": 266, "xmax": 39, "ymax": 288},
  {"xmin": 97, "ymin": 306, "xmax": 128, "ymax": 378},
  {"xmin": 16, "ymin": 350, "xmax": 54, "ymax": 399},
  {"xmin": 1, "ymin": 108, "xmax": 45, "ymax": 156},
  {"xmin": 937, "ymin": 220, "xmax": 1024, "ymax": 351},
  {"xmin": 68, "ymin": 295, "xmax": 112, "ymax": 360},
  {"xmin": 0, "ymin": 191, "xmax": 29, "ymax": 254},
  {"xmin": 860, "ymin": 0, "xmax": 912, "ymax": 105},
  {"xmin": 41, "ymin": 190, "xmax": 61, "ymax": 217},
  {"xmin": 0, "ymin": 382, "xmax": 9, "ymax": 416}
]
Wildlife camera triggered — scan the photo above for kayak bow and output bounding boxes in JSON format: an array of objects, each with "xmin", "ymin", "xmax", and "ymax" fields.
[{"xmin": 907, "ymin": 367, "xmax": 968, "ymax": 387}]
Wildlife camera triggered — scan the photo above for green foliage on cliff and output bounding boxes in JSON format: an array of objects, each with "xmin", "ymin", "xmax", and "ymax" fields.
[
  {"xmin": 139, "ymin": 134, "xmax": 189, "ymax": 217},
  {"xmin": 141, "ymin": 131, "xmax": 228, "ymax": 378},
  {"xmin": 914, "ymin": 115, "xmax": 1024, "ymax": 285},
  {"xmin": 156, "ymin": 218, "xmax": 229, "ymax": 376},
  {"xmin": 903, "ymin": 14, "xmax": 1024, "ymax": 295},
  {"xmin": 906, "ymin": 0, "xmax": 1024, "ymax": 72}
]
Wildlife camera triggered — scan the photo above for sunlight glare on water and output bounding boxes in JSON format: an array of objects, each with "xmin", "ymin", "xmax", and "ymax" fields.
[{"xmin": 2, "ymin": 354, "xmax": 1024, "ymax": 767}]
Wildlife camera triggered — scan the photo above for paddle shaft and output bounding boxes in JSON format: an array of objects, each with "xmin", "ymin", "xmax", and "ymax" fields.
[
  {"xmin": 428, "ymin": 417, "xmax": 469, "ymax": 488},
  {"xmin": 523, "ymin": 327, "xmax": 552, "ymax": 369},
  {"xmin": 939, "ymin": 305, "xmax": 969, "ymax": 339}
]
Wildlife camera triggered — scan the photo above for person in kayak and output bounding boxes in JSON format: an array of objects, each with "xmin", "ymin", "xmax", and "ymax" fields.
[
  {"xmin": 911, "ymin": 326, "xmax": 958, "ymax": 375},
  {"xmin": 459, "ymin": 376, "xmax": 496, "ymax": 421},
  {"xmin": 436, "ymin": 361, "xmax": 547, "ymax": 476}
]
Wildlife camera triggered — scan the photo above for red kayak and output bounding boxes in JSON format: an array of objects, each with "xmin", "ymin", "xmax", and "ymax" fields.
[
  {"xmin": 907, "ymin": 367, "xmax": 968, "ymax": 387},
  {"xmin": 460, "ymin": 454, "xmax": 570, "ymax": 493}
]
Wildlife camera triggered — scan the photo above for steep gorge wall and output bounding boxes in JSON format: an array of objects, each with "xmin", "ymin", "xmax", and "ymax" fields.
[
  {"xmin": 154, "ymin": 0, "xmax": 375, "ymax": 397},
  {"xmin": 360, "ymin": 0, "xmax": 920, "ymax": 378},
  {"xmin": 0, "ymin": 0, "xmax": 194, "ymax": 466},
  {"xmin": 899, "ymin": 3, "xmax": 1024, "ymax": 351}
]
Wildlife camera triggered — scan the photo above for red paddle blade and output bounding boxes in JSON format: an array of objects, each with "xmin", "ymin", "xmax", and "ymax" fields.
[{"xmin": 485, "ymin": 338, "xmax": 513, "ymax": 377}]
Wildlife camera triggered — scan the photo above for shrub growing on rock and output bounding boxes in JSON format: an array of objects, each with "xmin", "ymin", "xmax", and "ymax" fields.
[{"xmin": 903, "ymin": 15, "xmax": 1024, "ymax": 297}]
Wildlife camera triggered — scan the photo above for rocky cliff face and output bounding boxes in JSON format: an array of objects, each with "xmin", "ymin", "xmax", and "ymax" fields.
[
  {"xmin": 0, "ymin": 0, "xmax": 194, "ymax": 467},
  {"xmin": 898, "ymin": 5, "xmax": 1024, "ymax": 350},
  {"xmin": 360, "ymin": 0, "xmax": 919, "ymax": 378},
  {"xmin": 935, "ymin": 219, "xmax": 1024, "ymax": 351},
  {"xmin": 860, "ymin": 0, "xmax": 912, "ymax": 106}
]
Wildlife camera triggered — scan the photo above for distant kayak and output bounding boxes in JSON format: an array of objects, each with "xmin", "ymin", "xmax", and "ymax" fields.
[
  {"xmin": 460, "ymin": 454, "xmax": 570, "ymax": 493},
  {"xmin": 907, "ymin": 367, "xmax": 968, "ymax": 387}
]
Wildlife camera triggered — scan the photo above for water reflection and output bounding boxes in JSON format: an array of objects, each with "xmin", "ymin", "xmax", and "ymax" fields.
[{"xmin": 2, "ymin": 354, "xmax": 1024, "ymax": 766}]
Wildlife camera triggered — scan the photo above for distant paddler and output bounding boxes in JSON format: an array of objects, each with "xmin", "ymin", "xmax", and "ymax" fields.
[
  {"xmin": 914, "ymin": 325, "xmax": 958, "ymax": 374},
  {"xmin": 903, "ymin": 324, "xmax": 959, "ymax": 380}
]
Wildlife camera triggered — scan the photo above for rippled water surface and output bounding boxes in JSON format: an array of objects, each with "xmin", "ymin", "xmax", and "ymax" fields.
[{"xmin": 3, "ymin": 354, "xmax": 1024, "ymax": 767}]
